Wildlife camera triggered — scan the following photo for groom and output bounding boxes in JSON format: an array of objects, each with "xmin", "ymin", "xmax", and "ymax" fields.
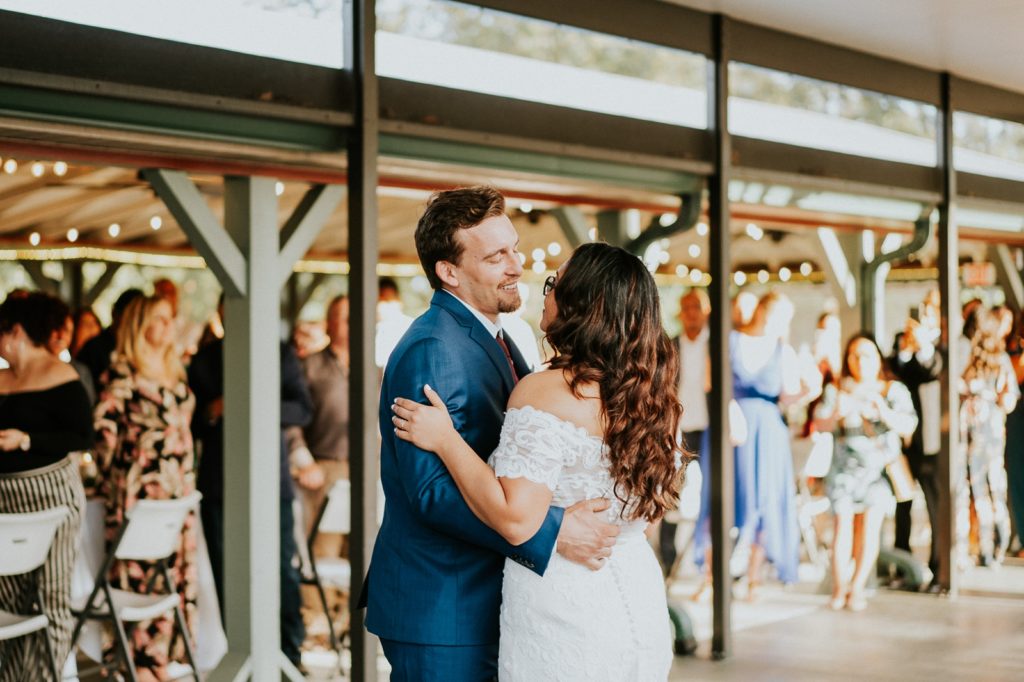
[{"xmin": 363, "ymin": 187, "xmax": 618, "ymax": 680}]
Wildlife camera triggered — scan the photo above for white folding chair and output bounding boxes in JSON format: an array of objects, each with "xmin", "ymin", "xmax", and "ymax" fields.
[
  {"xmin": 70, "ymin": 492, "xmax": 202, "ymax": 681},
  {"xmin": 0, "ymin": 505, "xmax": 69, "ymax": 682},
  {"xmin": 302, "ymin": 479, "xmax": 351, "ymax": 656},
  {"xmin": 797, "ymin": 432, "xmax": 835, "ymax": 568}
]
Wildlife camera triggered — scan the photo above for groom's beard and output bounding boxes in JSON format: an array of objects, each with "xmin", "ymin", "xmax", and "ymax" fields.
[{"xmin": 497, "ymin": 292, "xmax": 522, "ymax": 314}]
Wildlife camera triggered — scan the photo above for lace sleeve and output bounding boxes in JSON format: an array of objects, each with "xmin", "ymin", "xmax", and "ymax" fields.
[{"xmin": 489, "ymin": 408, "xmax": 566, "ymax": 492}]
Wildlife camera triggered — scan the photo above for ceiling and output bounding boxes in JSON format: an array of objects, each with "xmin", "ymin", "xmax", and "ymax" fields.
[{"xmin": 665, "ymin": 0, "xmax": 1024, "ymax": 95}]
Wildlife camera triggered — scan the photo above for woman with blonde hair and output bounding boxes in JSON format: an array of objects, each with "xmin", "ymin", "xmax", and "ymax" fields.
[
  {"xmin": 731, "ymin": 291, "xmax": 820, "ymax": 595},
  {"xmin": 93, "ymin": 294, "xmax": 197, "ymax": 680}
]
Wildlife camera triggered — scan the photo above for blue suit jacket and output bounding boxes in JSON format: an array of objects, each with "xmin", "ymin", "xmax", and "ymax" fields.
[{"xmin": 364, "ymin": 291, "xmax": 564, "ymax": 646}]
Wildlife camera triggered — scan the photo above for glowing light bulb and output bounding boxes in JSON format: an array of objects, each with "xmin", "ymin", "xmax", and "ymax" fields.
[
  {"xmin": 779, "ymin": 267, "xmax": 792, "ymax": 282},
  {"xmin": 67, "ymin": 228, "xmax": 79, "ymax": 243},
  {"xmin": 108, "ymin": 223, "xmax": 121, "ymax": 238},
  {"xmin": 29, "ymin": 232, "xmax": 40, "ymax": 246},
  {"xmin": 688, "ymin": 244, "xmax": 701, "ymax": 258},
  {"xmin": 30, "ymin": 162, "xmax": 45, "ymax": 178},
  {"xmin": 757, "ymin": 269, "xmax": 769, "ymax": 284},
  {"xmin": 53, "ymin": 161, "xmax": 68, "ymax": 176},
  {"xmin": 150, "ymin": 216, "xmax": 162, "ymax": 230},
  {"xmin": 547, "ymin": 242, "xmax": 562, "ymax": 257},
  {"xmin": 734, "ymin": 271, "xmax": 747, "ymax": 286}
]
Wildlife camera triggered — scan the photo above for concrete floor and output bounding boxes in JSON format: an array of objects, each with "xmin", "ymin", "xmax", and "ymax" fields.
[{"xmin": 671, "ymin": 587, "xmax": 1024, "ymax": 682}]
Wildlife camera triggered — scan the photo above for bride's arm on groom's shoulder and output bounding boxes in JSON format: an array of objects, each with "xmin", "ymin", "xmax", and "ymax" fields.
[{"xmin": 392, "ymin": 384, "xmax": 555, "ymax": 546}]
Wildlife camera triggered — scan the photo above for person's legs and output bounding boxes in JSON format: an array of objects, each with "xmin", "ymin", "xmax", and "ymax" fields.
[
  {"xmin": 917, "ymin": 456, "xmax": 942, "ymax": 575},
  {"xmin": 894, "ymin": 450, "xmax": 922, "ymax": 553},
  {"xmin": 988, "ymin": 442, "xmax": 1012, "ymax": 563},
  {"xmin": 830, "ymin": 511, "xmax": 853, "ymax": 609},
  {"xmin": 200, "ymin": 497, "xmax": 225, "ymax": 614},
  {"xmin": 280, "ymin": 495, "xmax": 306, "ymax": 668},
  {"xmin": 381, "ymin": 639, "xmax": 499, "ymax": 682},
  {"xmin": 849, "ymin": 506, "xmax": 885, "ymax": 610}
]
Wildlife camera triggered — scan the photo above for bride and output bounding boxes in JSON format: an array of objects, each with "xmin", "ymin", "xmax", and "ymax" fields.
[{"xmin": 392, "ymin": 242, "xmax": 685, "ymax": 681}]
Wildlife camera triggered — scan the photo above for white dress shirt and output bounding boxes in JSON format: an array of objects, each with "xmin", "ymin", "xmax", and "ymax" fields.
[{"xmin": 678, "ymin": 327, "xmax": 710, "ymax": 432}]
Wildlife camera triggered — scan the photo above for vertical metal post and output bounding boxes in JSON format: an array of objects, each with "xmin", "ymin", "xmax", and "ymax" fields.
[
  {"xmin": 345, "ymin": 0, "xmax": 380, "ymax": 679},
  {"xmin": 222, "ymin": 176, "xmax": 282, "ymax": 680},
  {"xmin": 707, "ymin": 12, "xmax": 733, "ymax": 660},
  {"xmin": 936, "ymin": 72, "xmax": 959, "ymax": 595},
  {"xmin": 61, "ymin": 261, "xmax": 84, "ymax": 308}
]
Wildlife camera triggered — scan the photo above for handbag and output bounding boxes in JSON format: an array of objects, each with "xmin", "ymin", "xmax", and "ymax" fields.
[{"xmin": 885, "ymin": 454, "xmax": 916, "ymax": 503}]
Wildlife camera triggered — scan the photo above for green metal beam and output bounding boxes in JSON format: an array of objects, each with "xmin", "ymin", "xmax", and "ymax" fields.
[
  {"xmin": 380, "ymin": 134, "xmax": 701, "ymax": 195},
  {"xmin": 0, "ymin": 83, "xmax": 344, "ymax": 151}
]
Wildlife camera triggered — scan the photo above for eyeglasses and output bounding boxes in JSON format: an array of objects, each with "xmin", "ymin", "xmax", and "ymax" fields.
[{"xmin": 543, "ymin": 275, "xmax": 557, "ymax": 296}]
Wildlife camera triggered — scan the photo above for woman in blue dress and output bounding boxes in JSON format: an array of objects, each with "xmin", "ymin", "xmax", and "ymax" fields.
[{"xmin": 694, "ymin": 292, "xmax": 819, "ymax": 597}]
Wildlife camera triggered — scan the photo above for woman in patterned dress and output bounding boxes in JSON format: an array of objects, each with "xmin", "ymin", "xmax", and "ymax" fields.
[
  {"xmin": 93, "ymin": 294, "xmax": 197, "ymax": 680},
  {"xmin": 815, "ymin": 334, "xmax": 917, "ymax": 611}
]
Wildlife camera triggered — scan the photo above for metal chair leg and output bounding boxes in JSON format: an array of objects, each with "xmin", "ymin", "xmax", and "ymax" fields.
[
  {"xmin": 106, "ymin": 584, "xmax": 139, "ymax": 682},
  {"xmin": 314, "ymin": 576, "xmax": 340, "ymax": 654}
]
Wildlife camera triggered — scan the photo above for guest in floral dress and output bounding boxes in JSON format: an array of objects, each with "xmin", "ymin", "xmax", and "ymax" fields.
[
  {"xmin": 94, "ymin": 294, "xmax": 197, "ymax": 680},
  {"xmin": 815, "ymin": 334, "xmax": 917, "ymax": 611}
]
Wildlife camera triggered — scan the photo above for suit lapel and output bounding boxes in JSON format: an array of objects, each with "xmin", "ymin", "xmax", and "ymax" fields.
[{"xmin": 432, "ymin": 292, "xmax": 516, "ymax": 393}]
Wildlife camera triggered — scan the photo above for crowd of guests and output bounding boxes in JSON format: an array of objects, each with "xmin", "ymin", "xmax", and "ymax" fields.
[
  {"xmin": 673, "ymin": 286, "xmax": 1024, "ymax": 612},
  {"xmin": 0, "ymin": 277, "xmax": 404, "ymax": 679},
  {"xmin": 3, "ymin": 269, "xmax": 1024, "ymax": 678}
]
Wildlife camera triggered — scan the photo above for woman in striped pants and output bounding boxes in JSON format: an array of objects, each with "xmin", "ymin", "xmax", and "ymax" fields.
[{"xmin": 0, "ymin": 292, "xmax": 93, "ymax": 681}]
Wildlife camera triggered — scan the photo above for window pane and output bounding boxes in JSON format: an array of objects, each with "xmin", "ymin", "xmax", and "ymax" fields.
[
  {"xmin": 377, "ymin": 0, "xmax": 707, "ymax": 127},
  {"xmin": 730, "ymin": 63, "xmax": 937, "ymax": 166},
  {"xmin": 954, "ymin": 111, "xmax": 1024, "ymax": 182},
  {"xmin": 0, "ymin": 0, "xmax": 344, "ymax": 67}
]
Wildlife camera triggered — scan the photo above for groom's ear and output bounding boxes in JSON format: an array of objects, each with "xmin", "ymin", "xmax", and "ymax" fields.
[{"xmin": 436, "ymin": 261, "xmax": 459, "ymax": 289}]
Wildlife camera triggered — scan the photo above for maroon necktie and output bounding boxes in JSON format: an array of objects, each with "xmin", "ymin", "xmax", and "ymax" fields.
[{"xmin": 495, "ymin": 331, "xmax": 519, "ymax": 384}]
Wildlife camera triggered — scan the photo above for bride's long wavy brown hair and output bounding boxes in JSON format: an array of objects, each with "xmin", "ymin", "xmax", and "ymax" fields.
[{"xmin": 545, "ymin": 243, "xmax": 686, "ymax": 522}]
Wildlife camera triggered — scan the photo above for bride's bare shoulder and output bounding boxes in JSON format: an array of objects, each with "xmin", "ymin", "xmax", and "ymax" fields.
[{"xmin": 508, "ymin": 370, "xmax": 602, "ymax": 436}]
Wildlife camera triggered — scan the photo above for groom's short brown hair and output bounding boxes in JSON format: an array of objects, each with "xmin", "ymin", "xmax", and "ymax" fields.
[{"xmin": 415, "ymin": 186, "xmax": 506, "ymax": 291}]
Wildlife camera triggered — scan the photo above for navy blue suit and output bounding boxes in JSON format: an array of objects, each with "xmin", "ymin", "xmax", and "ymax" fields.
[{"xmin": 365, "ymin": 291, "xmax": 563, "ymax": 679}]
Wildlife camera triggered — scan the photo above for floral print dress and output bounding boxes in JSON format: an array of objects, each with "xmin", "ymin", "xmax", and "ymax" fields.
[{"xmin": 94, "ymin": 358, "xmax": 198, "ymax": 677}]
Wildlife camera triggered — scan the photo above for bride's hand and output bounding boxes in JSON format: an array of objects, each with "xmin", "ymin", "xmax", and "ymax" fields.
[{"xmin": 392, "ymin": 384, "xmax": 455, "ymax": 453}]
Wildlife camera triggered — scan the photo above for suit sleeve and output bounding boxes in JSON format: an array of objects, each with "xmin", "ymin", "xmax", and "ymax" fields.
[
  {"xmin": 280, "ymin": 343, "xmax": 313, "ymax": 429},
  {"xmin": 387, "ymin": 337, "xmax": 563, "ymax": 576}
]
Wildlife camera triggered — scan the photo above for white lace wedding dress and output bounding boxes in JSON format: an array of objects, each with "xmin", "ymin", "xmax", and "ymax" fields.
[{"xmin": 489, "ymin": 406, "xmax": 672, "ymax": 681}]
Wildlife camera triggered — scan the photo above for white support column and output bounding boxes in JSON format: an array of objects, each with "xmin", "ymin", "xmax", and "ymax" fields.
[
  {"xmin": 990, "ymin": 244, "xmax": 1024, "ymax": 316},
  {"xmin": 816, "ymin": 227, "xmax": 868, "ymax": 342},
  {"xmin": 221, "ymin": 176, "xmax": 282, "ymax": 681},
  {"xmin": 145, "ymin": 169, "xmax": 340, "ymax": 680}
]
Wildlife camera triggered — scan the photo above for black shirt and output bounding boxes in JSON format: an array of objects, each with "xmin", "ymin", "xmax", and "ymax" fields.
[{"xmin": 0, "ymin": 380, "xmax": 94, "ymax": 474}]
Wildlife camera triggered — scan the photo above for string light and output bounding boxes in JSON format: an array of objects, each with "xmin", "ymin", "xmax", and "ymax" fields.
[
  {"xmin": 689, "ymin": 269, "xmax": 703, "ymax": 284},
  {"xmin": 659, "ymin": 213, "xmax": 675, "ymax": 227},
  {"xmin": 696, "ymin": 222, "xmax": 709, "ymax": 237},
  {"xmin": 734, "ymin": 271, "xmax": 747, "ymax": 286},
  {"xmin": 29, "ymin": 232, "xmax": 40, "ymax": 246},
  {"xmin": 53, "ymin": 161, "xmax": 68, "ymax": 176},
  {"xmin": 519, "ymin": 202, "xmax": 534, "ymax": 214},
  {"xmin": 779, "ymin": 266, "xmax": 792, "ymax": 282},
  {"xmin": 150, "ymin": 216, "xmax": 162, "ymax": 230},
  {"xmin": 688, "ymin": 244, "xmax": 701, "ymax": 258},
  {"xmin": 800, "ymin": 262, "xmax": 813, "ymax": 277},
  {"xmin": 3, "ymin": 159, "xmax": 17, "ymax": 174},
  {"xmin": 108, "ymin": 223, "xmax": 121, "ymax": 238},
  {"xmin": 30, "ymin": 162, "xmax": 45, "ymax": 178},
  {"xmin": 675, "ymin": 264, "xmax": 689, "ymax": 278},
  {"xmin": 757, "ymin": 269, "xmax": 769, "ymax": 284},
  {"xmin": 531, "ymin": 261, "xmax": 546, "ymax": 274},
  {"xmin": 547, "ymin": 242, "xmax": 562, "ymax": 257},
  {"xmin": 275, "ymin": 182, "xmax": 285, "ymax": 196},
  {"xmin": 67, "ymin": 228, "xmax": 79, "ymax": 243},
  {"xmin": 746, "ymin": 222, "xmax": 764, "ymax": 240},
  {"xmin": 531, "ymin": 248, "xmax": 545, "ymax": 262}
]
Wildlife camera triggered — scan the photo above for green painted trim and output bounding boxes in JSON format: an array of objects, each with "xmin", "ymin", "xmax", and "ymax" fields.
[
  {"xmin": 380, "ymin": 134, "xmax": 701, "ymax": 194},
  {"xmin": 0, "ymin": 84, "xmax": 344, "ymax": 151}
]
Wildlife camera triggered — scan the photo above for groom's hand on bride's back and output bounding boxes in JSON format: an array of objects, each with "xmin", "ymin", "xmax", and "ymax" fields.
[{"xmin": 556, "ymin": 498, "xmax": 619, "ymax": 570}]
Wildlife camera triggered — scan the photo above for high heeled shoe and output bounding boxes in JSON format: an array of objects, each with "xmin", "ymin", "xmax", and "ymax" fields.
[{"xmin": 845, "ymin": 591, "xmax": 868, "ymax": 612}]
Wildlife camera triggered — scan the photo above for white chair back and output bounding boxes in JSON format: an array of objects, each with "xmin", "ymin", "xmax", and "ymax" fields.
[
  {"xmin": 0, "ymin": 506, "xmax": 69, "ymax": 576},
  {"xmin": 803, "ymin": 432, "xmax": 835, "ymax": 479},
  {"xmin": 116, "ymin": 492, "xmax": 202, "ymax": 562},
  {"xmin": 319, "ymin": 480, "xmax": 350, "ymax": 535}
]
